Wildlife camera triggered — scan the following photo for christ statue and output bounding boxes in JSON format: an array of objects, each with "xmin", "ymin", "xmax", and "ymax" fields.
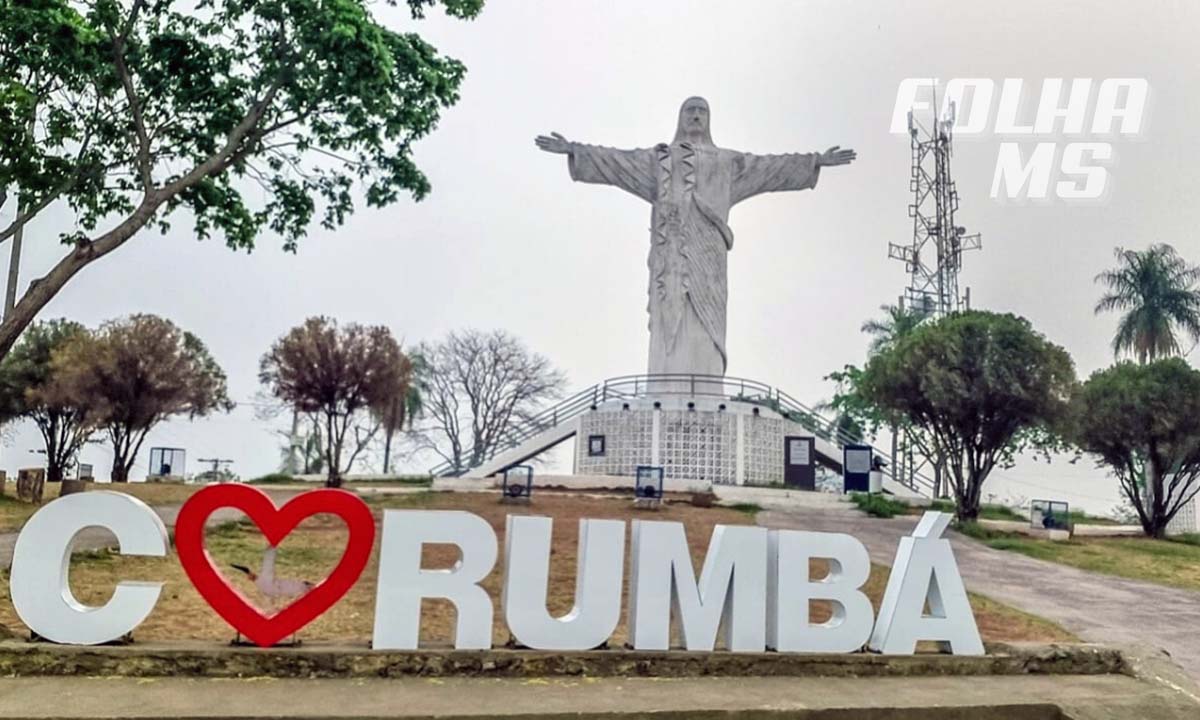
[{"xmin": 536, "ymin": 96, "xmax": 856, "ymax": 379}]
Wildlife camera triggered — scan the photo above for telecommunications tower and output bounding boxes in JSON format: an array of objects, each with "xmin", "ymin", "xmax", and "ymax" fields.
[
  {"xmin": 889, "ymin": 102, "xmax": 981, "ymax": 318},
  {"xmin": 887, "ymin": 102, "xmax": 982, "ymax": 497}
]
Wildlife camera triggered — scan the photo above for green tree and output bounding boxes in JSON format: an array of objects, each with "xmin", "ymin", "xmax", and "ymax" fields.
[
  {"xmin": 828, "ymin": 304, "xmax": 928, "ymax": 440},
  {"xmin": 859, "ymin": 311, "xmax": 1076, "ymax": 522},
  {"xmin": 823, "ymin": 365, "xmax": 878, "ymax": 440},
  {"xmin": 1071, "ymin": 359, "xmax": 1200, "ymax": 538},
  {"xmin": 53, "ymin": 314, "xmax": 233, "ymax": 482},
  {"xmin": 0, "ymin": 0, "xmax": 483, "ymax": 359},
  {"xmin": 1095, "ymin": 244, "xmax": 1200, "ymax": 363},
  {"xmin": 0, "ymin": 319, "xmax": 96, "ymax": 486}
]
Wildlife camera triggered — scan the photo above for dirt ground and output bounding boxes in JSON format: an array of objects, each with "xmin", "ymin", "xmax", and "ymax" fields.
[
  {"xmin": 0, "ymin": 491, "xmax": 1071, "ymax": 646},
  {"xmin": 0, "ymin": 481, "xmax": 202, "ymax": 533}
]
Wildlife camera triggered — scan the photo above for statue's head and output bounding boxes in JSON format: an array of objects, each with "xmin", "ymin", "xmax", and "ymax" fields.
[{"xmin": 673, "ymin": 96, "xmax": 713, "ymax": 145}]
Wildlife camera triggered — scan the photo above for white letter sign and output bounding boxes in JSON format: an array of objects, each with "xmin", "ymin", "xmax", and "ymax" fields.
[
  {"xmin": 7, "ymin": 493, "xmax": 986, "ymax": 657},
  {"xmin": 372, "ymin": 510, "xmax": 498, "ymax": 650},
  {"xmin": 868, "ymin": 512, "xmax": 984, "ymax": 655},
  {"xmin": 10, "ymin": 492, "xmax": 168, "ymax": 645},
  {"xmin": 627, "ymin": 521, "xmax": 767, "ymax": 652},
  {"xmin": 502, "ymin": 516, "xmax": 625, "ymax": 650},
  {"xmin": 767, "ymin": 530, "xmax": 874, "ymax": 653}
]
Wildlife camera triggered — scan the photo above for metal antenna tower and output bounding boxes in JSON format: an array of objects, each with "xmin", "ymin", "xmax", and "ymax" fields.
[
  {"xmin": 888, "ymin": 102, "xmax": 981, "ymax": 318},
  {"xmin": 886, "ymin": 101, "xmax": 982, "ymax": 498}
]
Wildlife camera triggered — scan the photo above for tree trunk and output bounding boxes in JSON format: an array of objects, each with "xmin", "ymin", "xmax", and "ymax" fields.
[
  {"xmin": 325, "ymin": 412, "xmax": 341, "ymax": 488},
  {"xmin": 889, "ymin": 424, "xmax": 898, "ymax": 486},
  {"xmin": 111, "ymin": 457, "xmax": 130, "ymax": 483},
  {"xmin": 46, "ymin": 463, "xmax": 64, "ymax": 484},
  {"xmin": 0, "ymin": 198, "xmax": 161, "ymax": 359},
  {"xmin": 1145, "ymin": 448, "xmax": 1166, "ymax": 538},
  {"xmin": 383, "ymin": 427, "xmax": 393, "ymax": 475},
  {"xmin": 955, "ymin": 497, "xmax": 979, "ymax": 524},
  {"xmin": 5, "ymin": 194, "xmax": 25, "ymax": 316},
  {"xmin": 285, "ymin": 407, "xmax": 300, "ymax": 475}
]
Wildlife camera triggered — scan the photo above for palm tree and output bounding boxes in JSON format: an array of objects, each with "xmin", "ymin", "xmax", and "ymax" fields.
[
  {"xmin": 1095, "ymin": 244, "xmax": 1200, "ymax": 363},
  {"xmin": 375, "ymin": 352, "xmax": 427, "ymax": 475},
  {"xmin": 859, "ymin": 304, "xmax": 928, "ymax": 490},
  {"xmin": 861, "ymin": 304, "xmax": 926, "ymax": 355}
]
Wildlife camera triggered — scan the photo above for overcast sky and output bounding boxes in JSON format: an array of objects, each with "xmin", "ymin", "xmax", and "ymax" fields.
[{"xmin": 3, "ymin": 1, "xmax": 1198, "ymax": 514}]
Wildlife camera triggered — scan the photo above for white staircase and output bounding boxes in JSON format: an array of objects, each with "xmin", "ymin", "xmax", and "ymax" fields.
[{"xmin": 463, "ymin": 417, "xmax": 580, "ymax": 479}]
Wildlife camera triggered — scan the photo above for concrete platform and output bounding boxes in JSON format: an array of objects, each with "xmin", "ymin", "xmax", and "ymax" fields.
[
  {"xmin": 0, "ymin": 672, "xmax": 1196, "ymax": 719},
  {"xmin": 0, "ymin": 642, "xmax": 1196, "ymax": 718},
  {"xmin": 0, "ymin": 641, "xmax": 1127, "ymax": 679}
]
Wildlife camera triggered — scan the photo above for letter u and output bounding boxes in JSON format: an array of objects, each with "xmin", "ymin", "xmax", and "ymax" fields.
[{"xmin": 502, "ymin": 516, "xmax": 625, "ymax": 650}]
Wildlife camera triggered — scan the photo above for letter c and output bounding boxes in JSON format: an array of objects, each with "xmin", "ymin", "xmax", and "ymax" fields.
[{"xmin": 9, "ymin": 491, "xmax": 168, "ymax": 644}]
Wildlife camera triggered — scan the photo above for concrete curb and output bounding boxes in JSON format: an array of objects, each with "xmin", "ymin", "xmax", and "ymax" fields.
[{"xmin": 0, "ymin": 640, "xmax": 1126, "ymax": 680}]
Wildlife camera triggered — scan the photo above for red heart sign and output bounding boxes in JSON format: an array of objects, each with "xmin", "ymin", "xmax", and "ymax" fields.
[{"xmin": 174, "ymin": 484, "xmax": 375, "ymax": 647}]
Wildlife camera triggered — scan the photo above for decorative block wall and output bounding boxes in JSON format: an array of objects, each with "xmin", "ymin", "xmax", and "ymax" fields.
[
  {"xmin": 576, "ymin": 404, "xmax": 811, "ymax": 486},
  {"xmin": 1168, "ymin": 495, "xmax": 1198, "ymax": 535},
  {"xmin": 576, "ymin": 409, "xmax": 654, "ymax": 478},
  {"xmin": 659, "ymin": 409, "xmax": 737, "ymax": 485},
  {"xmin": 742, "ymin": 415, "xmax": 785, "ymax": 486}
]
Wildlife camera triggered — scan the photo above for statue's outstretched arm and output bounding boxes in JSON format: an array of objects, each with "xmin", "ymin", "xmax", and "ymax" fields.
[
  {"xmin": 537, "ymin": 132, "xmax": 656, "ymax": 202},
  {"xmin": 731, "ymin": 146, "xmax": 856, "ymax": 204},
  {"xmin": 535, "ymin": 132, "xmax": 571, "ymax": 154},
  {"xmin": 817, "ymin": 146, "xmax": 857, "ymax": 167}
]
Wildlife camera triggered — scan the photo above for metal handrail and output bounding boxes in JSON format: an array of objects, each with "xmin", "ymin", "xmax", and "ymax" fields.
[{"xmin": 427, "ymin": 373, "xmax": 936, "ymax": 495}]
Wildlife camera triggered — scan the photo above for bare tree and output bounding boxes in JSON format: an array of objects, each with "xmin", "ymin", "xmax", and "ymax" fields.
[
  {"xmin": 260, "ymin": 317, "xmax": 406, "ymax": 487},
  {"xmin": 417, "ymin": 329, "xmax": 566, "ymax": 474}
]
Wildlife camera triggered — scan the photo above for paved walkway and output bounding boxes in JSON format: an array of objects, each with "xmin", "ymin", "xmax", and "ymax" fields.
[{"xmin": 759, "ymin": 502, "xmax": 1200, "ymax": 680}]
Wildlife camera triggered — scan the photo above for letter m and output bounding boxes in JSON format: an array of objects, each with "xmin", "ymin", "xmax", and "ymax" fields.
[
  {"xmin": 991, "ymin": 142, "xmax": 1057, "ymax": 200},
  {"xmin": 627, "ymin": 521, "xmax": 767, "ymax": 652}
]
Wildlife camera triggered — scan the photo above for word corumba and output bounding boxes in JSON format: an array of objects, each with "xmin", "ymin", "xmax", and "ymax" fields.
[{"xmin": 9, "ymin": 487, "xmax": 983, "ymax": 655}]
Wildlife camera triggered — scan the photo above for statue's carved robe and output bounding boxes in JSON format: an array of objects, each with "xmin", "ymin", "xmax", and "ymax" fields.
[{"xmin": 567, "ymin": 141, "xmax": 820, "ymax": 377}]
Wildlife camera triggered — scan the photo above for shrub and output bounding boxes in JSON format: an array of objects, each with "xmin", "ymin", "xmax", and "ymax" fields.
[
  {"xmin": 249, "ymin": 473, "xmax": 296, "ymax": 485},
  {"xmin": 724, "ymin": 502, "xmax": 763, "ymax": 516},
  {"xmin": 850, "ymin": 492, "xmax": 909, "ymax": 519}
]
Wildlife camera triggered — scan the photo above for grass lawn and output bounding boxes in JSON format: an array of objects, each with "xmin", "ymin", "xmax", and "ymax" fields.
[
  {"xmin": 0, "ymin": 491, "xmax": 1072, "ymax": 647},
  {"xmin": 849, "ymin": 493, "xmax": 1031, "ymax": 523},
  {"xmin": 957, "ymin": 523, "xmax": 1200, "ymax": 592},
  {"xmin": 0, "ymin": 481, "xmax": 203, "ymax": 533},
  {"xmin": 1066, "ymin": 510, "xmax": 1124, "ymax": 526},
  {"xmin": 927, "ymin": 499, "xmax": 1027, "ymax": 522},
  {"xmin": 247, "ymin": 474, "xmax": 434, "ymax": 488}
]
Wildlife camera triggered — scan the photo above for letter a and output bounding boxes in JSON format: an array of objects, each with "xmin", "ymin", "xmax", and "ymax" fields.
[{"xmin": 868, "ymin": 512, "xmax": 984, "ymax": 655}]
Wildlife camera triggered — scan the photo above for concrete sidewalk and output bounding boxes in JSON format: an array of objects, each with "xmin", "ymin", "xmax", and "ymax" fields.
[
  {"xmin": 1, "ymin": 672, "xmax": 1197, "ymax": 719},
  {"xmin": 759, "ymin": 504, "xmax": 1200, "ymax": 681}
]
